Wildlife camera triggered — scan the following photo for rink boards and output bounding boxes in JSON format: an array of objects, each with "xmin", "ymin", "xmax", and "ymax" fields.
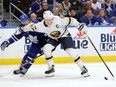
[{"xmin": 0, "ymin": 26, "xmax": 116, "ymax": 64}]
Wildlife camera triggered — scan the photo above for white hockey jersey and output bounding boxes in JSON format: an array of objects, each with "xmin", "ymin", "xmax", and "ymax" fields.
[
  {"xmin": 14, "ymin": 22, "xmax": 37, "ymax": 35},
  {"xmin": 35, "ymin": 16, "xmax": 81, "ymax": 40}
]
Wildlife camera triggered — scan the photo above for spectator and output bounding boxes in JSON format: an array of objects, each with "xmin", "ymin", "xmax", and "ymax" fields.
[
  {"xmin": 55, "ymin": 3, "xmax": 67, "ymax": 17},
  {"xmin": 30, "ymin": 13, "xmax": 39, "ymax": 23},
  {"xmin": 101, "ymin": 0, "xmax": 116, "ymax": 17},
  {"xmin": 71, "ymin": 0, "xmax": 85, "ymax": 11},
  {"xmin": 37, "ymin": 1, "xmax": 49, "ymax": 21},
  {"xmin": 108, "ymin": 8, "xmax": 116, "ymax": 24},
  {"xmin": 71, "ymin": 0, "xmax": 85, "ymax": 18},
  {"xmin": 16, "ymin": 0, "xmax": 32, "ymax": 18},
  {"xmin": 91, "ymin": 0, "xmax": 102, "ymax": 11},
  {"xmin": 81, "ymin": 9, "xmax": 100, "ymax": 26},
  {"xmin": 83, "ymin": 1, "xmax": 98, "ymax": 16},
  {"xmin": 61, "ymin": 0, "xmax": 71, "ymax": 14},
  {"xmin": 66, "ymin": 6, "xmax": 82, "ymax": 22},
  {"xmin": 0, "ymin": 12, "xmax": 8, "ymax": 27},
  {"xmin": 54, "ymin": 7, "xmax": 59, "ymax": 16},
  {"xmin": 97, "ymin": 9, "xmax": 111, "ymax": 25},
  {"xmin": 111, "ymin": 8, "xmax": 116, "ymax": 17},
  {"xmin": 29, "ymin": 0, "xmax": 42, "ymax": 14},
  {"xmin": 18, "ymin": 0, "xmax": 32, "ymax": 13}
]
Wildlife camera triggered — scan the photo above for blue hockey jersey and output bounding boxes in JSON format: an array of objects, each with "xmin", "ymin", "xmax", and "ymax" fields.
[{"xmin": 8, "ymin": 22, "xmax": 48, "ymax": 48}]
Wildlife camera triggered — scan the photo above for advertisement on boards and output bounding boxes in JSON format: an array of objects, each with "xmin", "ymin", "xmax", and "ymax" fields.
[{"xmin": 0, "ymin": 26, "xmax": 116, "ymax": 59}]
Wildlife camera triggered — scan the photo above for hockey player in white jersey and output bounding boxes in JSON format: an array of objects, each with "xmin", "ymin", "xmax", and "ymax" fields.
[{"xmin": 35, "ymin": 10, "xmax": 90, "ymax": 77}]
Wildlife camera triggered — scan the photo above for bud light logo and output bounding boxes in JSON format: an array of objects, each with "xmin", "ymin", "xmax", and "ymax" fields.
[
  {"xmin": 61, "ymin": 32, "xmax": 88, "ymax": 49},
  {"xmin": 100, "ymin": 29, "xmax": 116, "ymax": 51},
  {"xmin": 73, "ymin": 39, "xmax": 88, "ymax": 49},
  {"xmin": 24, "ymin": 37, "xmax": 31, "ymax": 53},
  {"xmin": 73, "ymin": 32, "xmax": 88, "ymax": 49}
]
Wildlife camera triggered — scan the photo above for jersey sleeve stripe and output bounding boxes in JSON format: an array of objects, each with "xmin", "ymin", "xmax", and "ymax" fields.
[
  {"xmin": 12, "ymin": 34, "xmax": 19, "ymax": 41},
  {"xmin": 67, "ymin": 17, "xmax": 71, "ymax": 25},
  {"xmin": 68, "ymin": 17, "xmax": 74, "ymax": 26}
]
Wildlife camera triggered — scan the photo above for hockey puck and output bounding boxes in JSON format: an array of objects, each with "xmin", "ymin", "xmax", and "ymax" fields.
[{"xmin": 104, "ymin": 77, "xmax": 108, "ymax": 80}]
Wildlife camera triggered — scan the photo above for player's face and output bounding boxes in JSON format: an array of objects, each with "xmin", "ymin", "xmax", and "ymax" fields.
[
  {"xmin": 44, "ymin": 19, "xmax": 53, "ymax": 26},
  {"xmin": 22, "ymin": 20, "xmax": 30, "ymax": 25}
]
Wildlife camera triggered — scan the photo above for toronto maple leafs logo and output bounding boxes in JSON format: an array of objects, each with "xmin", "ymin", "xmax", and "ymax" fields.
[{"xmin": 29, "ymin": 35, "xmax": 38, "ymax": 43}]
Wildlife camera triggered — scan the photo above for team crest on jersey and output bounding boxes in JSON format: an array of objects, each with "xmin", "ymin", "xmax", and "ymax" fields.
[
  {"xmin": 50, "ymin": 31, "xmax": 61, "ymax": 37},
  {"xmin": 29, "ymin": 35, "xmax": 38, "ymax": 43}
]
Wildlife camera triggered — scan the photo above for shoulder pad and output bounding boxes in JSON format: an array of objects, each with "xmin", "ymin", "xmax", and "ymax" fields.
[
  {"xmin": 18, "ymin": 27, "xmax": 24, "ymax": 32},
  {"xmin": 14, "ymin": 27, "xmax": 23, "ymax": 35}
]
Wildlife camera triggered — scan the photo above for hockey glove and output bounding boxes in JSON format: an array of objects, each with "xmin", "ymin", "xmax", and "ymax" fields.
[
  {"xmin": 78, "ymin": 23, "xmax": 87, "ymax": 33},
  {"xmin": 0, "ymin": 40, "xmax": 10, "ymax": 51}
]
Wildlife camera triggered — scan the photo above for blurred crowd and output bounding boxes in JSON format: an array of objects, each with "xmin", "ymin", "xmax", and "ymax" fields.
[{"xmin": 1, "ymin": 0, "xmax": 116, "ymax": 26}]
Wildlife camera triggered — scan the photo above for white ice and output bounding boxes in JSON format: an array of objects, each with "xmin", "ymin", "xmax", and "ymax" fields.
[{"xmin": 0, "ymin": 62, "xmax": 116, "ymax": 87}]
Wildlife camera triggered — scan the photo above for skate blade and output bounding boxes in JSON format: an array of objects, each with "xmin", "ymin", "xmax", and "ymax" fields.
[
  {"xmin": 19, "ymin": 74, "xmax": 25, "ymax": 77},
  {"xmin": 82, "ymin": 73, "xmax": 90, "ymax": 78},
  {"xmin": 45, "ymin": 73, "xmax": 55, "ymax": 77}
]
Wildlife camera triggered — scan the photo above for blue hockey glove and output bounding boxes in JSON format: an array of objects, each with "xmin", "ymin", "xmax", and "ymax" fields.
[{"xmin": 0, "ymin": 40, "xmax": 10, "ymax": 51}]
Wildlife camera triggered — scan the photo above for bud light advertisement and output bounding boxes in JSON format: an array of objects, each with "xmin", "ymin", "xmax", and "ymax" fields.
[{"xmin": 100, "ymin": 28, "xmax": 116, "ymax": 51}]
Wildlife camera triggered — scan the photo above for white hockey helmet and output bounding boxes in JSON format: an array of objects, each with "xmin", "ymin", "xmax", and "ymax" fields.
[{"xmin": 43, "ymin": 10, "xmax": 54, "ymax": 19}]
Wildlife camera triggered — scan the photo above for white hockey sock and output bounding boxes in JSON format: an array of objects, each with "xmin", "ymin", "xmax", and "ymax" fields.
[
  {"xmin": 77, "ymin": 60, "xmax": 85, "ymax": 71},
  {"xmin": 47, "ymin": 60, "xmax": 54, "ymax": 68},
  {"xmin": 74, "ymin": 57, "xmax": 85, "ymax": 71},
  {"xmin": 65, "ymin": 48, "xmax": 85, "ymax": 71},
  {"xmin": 46, "ymin": 56, "xmax": 54, "ymax": 68}
]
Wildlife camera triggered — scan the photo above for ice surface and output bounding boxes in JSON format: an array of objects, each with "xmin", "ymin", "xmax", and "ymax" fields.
[{"xmin": 0, "ymin": 62, "xmax": 116, "ymax": 87}]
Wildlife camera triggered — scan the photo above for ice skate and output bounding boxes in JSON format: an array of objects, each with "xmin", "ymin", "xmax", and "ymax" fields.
[
  {"xmin": 13, "ymin": 69, "xmax": 21, "ymax": 75},
  {"xmin": 45, "ymin": 65, "xmax": 55, "ymax": 77},
  {"xmin": 81, "ymin": 66, "xmax": 90, "ymax": 77},
  {"xmin": 13, "ymin": 67, "xmax": 28, "ymax": 76}
]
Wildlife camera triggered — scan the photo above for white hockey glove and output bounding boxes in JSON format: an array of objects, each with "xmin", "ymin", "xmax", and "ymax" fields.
[
  {"xmin": 0, "ymin": 40, "xmax": 10, "ymax": 51},
  {"xmin": 78, "ymin": 23, "xmax": 87, "ymax": 33}
]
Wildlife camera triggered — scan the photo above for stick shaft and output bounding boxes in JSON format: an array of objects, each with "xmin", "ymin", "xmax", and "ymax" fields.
[{"xmin": 84, "ymin": 32, "xmax": 114, "ymax": 77}]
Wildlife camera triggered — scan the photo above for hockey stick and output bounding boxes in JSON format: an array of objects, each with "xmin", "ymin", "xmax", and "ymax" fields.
[
  {"xmin": 36, "ymin": 52, "xmax": 44, "ymax": 58},
  {"xmin": 84, "ymin": 32, "xmax": 115, "ymax": 78},
  {"xmin": 19, "ymin": 53, "xmax": 43, "ymax": 69},
  {"xmin": 0, "ymin": 53, "xmax": 44, "ymax": 77}
]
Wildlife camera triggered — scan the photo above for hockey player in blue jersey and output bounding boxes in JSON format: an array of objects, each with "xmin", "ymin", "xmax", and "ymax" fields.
[{"xmin": 0, "ymin": 14, "xmax": 48, "ymax": 75}]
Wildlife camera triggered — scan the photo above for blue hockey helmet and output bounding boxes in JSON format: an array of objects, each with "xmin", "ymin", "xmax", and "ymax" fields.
[{"xmin": 20, "ymin": 14, "xmax": 29, "ymax": 22}]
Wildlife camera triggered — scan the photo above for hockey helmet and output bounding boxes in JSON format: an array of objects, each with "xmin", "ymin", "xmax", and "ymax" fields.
[
  {"xmin": 20, "ymin": 14, "xmax": 29, "ymax": 22},
  {"xmin": 43, "ymin": 10, "xmax": 54, "ymax": 19}
]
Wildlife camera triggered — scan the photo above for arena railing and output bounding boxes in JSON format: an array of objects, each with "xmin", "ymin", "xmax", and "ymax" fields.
[{"xmin": 9, "ymin": 2, "xmax": 25, "ymax": 26}]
